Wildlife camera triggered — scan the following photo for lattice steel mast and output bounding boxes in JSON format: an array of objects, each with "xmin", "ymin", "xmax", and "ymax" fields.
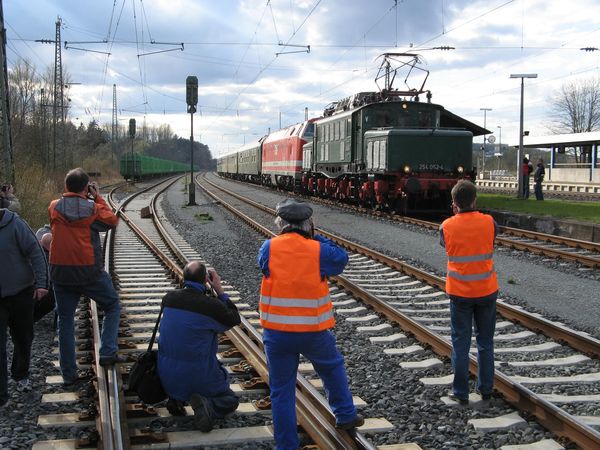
[
  {"xmin": 52, "ymin": 17, "xmax": 64, "ymax": 170},
  {"xmin": 0, "ymin": 0, "xmax": 13, "ymax": 183}
]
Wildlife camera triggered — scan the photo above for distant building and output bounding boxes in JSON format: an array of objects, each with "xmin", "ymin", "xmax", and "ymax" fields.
[{"xmin": 511, "ymin": 132, "xmax": 600, "ymax": 183}]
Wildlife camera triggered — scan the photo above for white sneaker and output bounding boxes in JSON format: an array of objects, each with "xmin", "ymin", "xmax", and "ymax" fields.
[{"xmin": 16, "ymin": 378, "xmax": 32, "ymax": 393}]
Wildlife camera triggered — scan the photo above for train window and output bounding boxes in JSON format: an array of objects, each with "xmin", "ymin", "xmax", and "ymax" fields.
[
  {"xmin": 376, "ymin": 111, "xmax": 389, "ymax": 127},
  {"xmin": 320, "ymin": 144, "xmax": 324, "ymax": 161},
  {"xmin": 340, "ymin": 120, "xmax": 346, "ymax": 139},
  {"xmin": 289, "ymin": 127, "xmax": 296, "ymax": 136},
  {"xmin": 303, "ymin": 122, "xmax": 315, "ymax": 139},
  {"xmin": 347, "ymin": 118, "xmax": 351, "ymax": 136},
  {"xmin": 334, "ymin": 122, "xmax": 340, "ymax": 140},
  {"xmin": 340, "ymin": 140, "xmax": 345, "ymax": 161},
  {"xmin": 374, "ymin": 141, "xmax": 380, "ymax": 169},
  {"xmin": 325, "ymin": 143, "xmax": 329, "ymax": 161},
  {"xmin": 367, "ymin": 141, "xmax": 373, "ymax": 169},
  {"xmin": 380, "ymin": 141, "xmax": 386, "ymax": 169}
]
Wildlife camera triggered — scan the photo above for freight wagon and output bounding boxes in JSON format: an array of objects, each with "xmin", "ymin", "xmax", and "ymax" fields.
[{"xmin": 120, "ymin": 153, "xmax": 190, "ymax": 180}]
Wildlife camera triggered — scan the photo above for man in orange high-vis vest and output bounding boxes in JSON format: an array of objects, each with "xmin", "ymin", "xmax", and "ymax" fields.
[
  {"xmin": 440, "ymin": 180, "xmax": 499, "ymax": 406},
  {"xmin": 257, "ymin": 198, "xmax": 363, "ymax": 450}
]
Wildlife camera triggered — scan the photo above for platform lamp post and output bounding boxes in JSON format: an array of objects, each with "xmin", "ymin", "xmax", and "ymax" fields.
[
  {"xmin": 128, "ymin": 118, "xmax": 136, "ymax": 180},
  {"xmin": 510, "ymin": 73, "xmax": 537, "ymax": 198},
  {"xmin": 186, "ymin": 75, "xmax": 198, "ymax": 206},
  {"xmin": 480, "ymin": 108, "xmax": 492, "ymax": 177}
]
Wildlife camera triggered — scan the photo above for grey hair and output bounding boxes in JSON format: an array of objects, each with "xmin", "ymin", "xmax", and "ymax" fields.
[{"xmin": 275, "ymin": 216, "xmax": 312, "ymax": 234}]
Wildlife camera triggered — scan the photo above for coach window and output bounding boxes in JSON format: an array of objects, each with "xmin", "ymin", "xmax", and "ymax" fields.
[{"xmin": 367, "ymin": 141, "xmax": 373, "ymax": 169}]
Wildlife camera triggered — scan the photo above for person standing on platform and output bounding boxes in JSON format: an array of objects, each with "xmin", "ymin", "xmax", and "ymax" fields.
[
  {"xmin": 257, "ymin": 198, "xmax": 363, "ymax": 450},
  {"xmin": 534, "ymin": 158, "xmax": 545, "ymax": 201},
  {"xmin": 0, "ymin": 207, "xmax": 48, "ymax": 404},
  {"xmin": 49, "ymin": 168, "xmax": 122, "ymax": 385},
  {"xmin": 522, "ymin": 157, "xmax": 533, "ymax": 199},
  {"xmin": 440, "ymin": 180, "xmax": 499, "ymax": 405}
]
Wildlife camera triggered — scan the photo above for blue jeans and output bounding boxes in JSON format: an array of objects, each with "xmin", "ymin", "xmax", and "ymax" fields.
[
  {"xmin": 263, "ymin": 329, "xmax": 357, "ymax": 450},
  {"xmin": 54, "ymin": 271, "xmax": 120, "ymax": 382},
  {"xmin": 450, "ymin": 295, "xmax": 497, "ymax": 399},
  {"xmin": 522, "ymin": 175, "xmax": 530, "ymax": 199}
]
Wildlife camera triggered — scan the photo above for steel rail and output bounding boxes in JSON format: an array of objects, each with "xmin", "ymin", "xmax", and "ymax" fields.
[
  {"xmin": 111, "ymin": 178, "xmax": 367, "ymax": 449},
  {"xmin": 88, "ymin": 184, "xmax": 135, "ymax": 450},
  {"xmin": 200, "ymin": 174, "xmax": 600, "ymax": 449},
  {"xmin": 201, "ymin": 175, "xmax": 600, "ymax": 357},
  {"xmin": 218, "ymin": 174, "xmax": 600, "ymax": 267}
]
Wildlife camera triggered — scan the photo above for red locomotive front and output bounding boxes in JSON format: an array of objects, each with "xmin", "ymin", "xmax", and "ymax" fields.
[{"xmin": 261, "ymin": 119, "xmax": 316, "ymax": 190}]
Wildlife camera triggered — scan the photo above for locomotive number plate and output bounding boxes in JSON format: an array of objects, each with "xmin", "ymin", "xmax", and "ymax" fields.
[{"xmin": 418, "ymin": 163, "xmax": 444, "ymax": 170}]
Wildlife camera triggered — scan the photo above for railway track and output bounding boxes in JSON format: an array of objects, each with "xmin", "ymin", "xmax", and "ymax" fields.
[
  {"xmin": 33, "ymin": 177, "xmax": 397, "ymax": 450},
  {"xmin": 198, "ymin": 173, "xmax": 600, "ymax": 449},
  {"xmin": 218, "ymin": 174, "xmax": 600, "ymax": 269}
]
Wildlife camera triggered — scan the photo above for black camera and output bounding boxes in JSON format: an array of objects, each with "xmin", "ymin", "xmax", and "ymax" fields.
[{"xmin": 1, "ymin": 184, "xmax": 9, "ymax": 193}]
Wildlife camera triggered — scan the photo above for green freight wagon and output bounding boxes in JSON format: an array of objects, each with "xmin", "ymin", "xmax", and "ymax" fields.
[{"xmin": 120, "ymin": 153, "xmax": 191, "ymax": 180}]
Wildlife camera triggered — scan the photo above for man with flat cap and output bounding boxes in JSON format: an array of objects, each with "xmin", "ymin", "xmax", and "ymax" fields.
[{"xmin": 257, "ymin": 198, "xmax": 363, "ymax": 450}]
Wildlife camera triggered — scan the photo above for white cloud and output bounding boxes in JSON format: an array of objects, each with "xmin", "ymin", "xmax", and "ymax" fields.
[{"xmin": 5, "ymin": 0, "xmax": 600, "ymax": 157}]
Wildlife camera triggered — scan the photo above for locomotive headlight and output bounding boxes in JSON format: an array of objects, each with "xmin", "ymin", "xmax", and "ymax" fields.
[
  {"xmin": 456, "ymin": 165, "xmax": 464, "ymax": 174},
  {"xmin": 403, "ymin": 165, "xmax": 411, "ymax": 174}
]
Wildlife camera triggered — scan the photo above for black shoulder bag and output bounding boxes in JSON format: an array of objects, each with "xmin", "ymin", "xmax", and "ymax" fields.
[{"xmin": 128, "ymin": 306, "xmax": 167, "ymax": 404}]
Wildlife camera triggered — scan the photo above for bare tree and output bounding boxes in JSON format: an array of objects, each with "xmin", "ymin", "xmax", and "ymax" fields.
[
  {"xmin": 550, "ymin": 77, "xmax": 600, "ymax": 133},
  {"xmin": 8, "ymin": 58, "xmax": 38, "ymax": 144},
  {"xmin": 549, "ymin": 77, "xmax": 600, "ymax": 163}
]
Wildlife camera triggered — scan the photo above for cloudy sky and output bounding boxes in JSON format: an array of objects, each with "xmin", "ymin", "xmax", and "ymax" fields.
[{"xmin": 5, "ymin": 0, "xmax": 600, "ymax": 157}]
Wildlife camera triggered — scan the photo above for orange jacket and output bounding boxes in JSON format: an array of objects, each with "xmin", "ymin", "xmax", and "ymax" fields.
[
  {"xmin": 259, "ymin": 233, "xmax": 334, "ymax": 332},
  {"xmin": 441, "ymin": 211, "xmax": 498, "ymax": 298},
  {"xmin": 48, "ymin": 193, "xmax": 118, "ymax": 285}
]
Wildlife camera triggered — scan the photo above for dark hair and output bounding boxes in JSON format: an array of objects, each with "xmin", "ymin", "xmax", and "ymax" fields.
[
  {"xmin": 451, "ymin": 180, "xmax": 477, "ymax": 209},
  {"xmin": 65, "ymin": 168, "xmax": 90, "ymax": 193},
  {"xmin": 1, "ymin": 184, "xmax": 8, "ymax": 193},
  {"xmin": 523, "ymin": 157, "xmax": 529, "ymax": 163},
  {"xmin": 183, "ymin": 261, "xmax": 207, "ymax": 283}
]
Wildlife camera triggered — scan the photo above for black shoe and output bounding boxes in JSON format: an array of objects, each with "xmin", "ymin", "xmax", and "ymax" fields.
[
  {"xmin": 190, "ymin": 394, "xmax": 214, "ymax": 432},
  {"xmin": 98, "ymin": 354, "xmax": 127, "ymax": 367},
  {"xmin": 336, "ymin": 414, "xmax": 365, "ymax": 430},
  {"xmin": 448, "ymin": 393, "xmax": 469, "ymax": 405},
  {"xmin": 480, "ymin": 393, "xmax": 492, "ymax": 401},
  {"xmin": 166, "ymin": 398, "xmax": 188, "ymax": 417}
]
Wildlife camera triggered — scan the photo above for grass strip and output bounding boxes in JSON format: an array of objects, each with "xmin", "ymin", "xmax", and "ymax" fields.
[{"xmin": 477, "ymin": 194, "xmax": 600, "ymax": 224}]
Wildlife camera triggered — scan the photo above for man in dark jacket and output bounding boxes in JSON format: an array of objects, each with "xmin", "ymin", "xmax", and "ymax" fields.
[
  {"xmin": 534, "ymin": 158, "xmax": 545, "ymax": 201},
  {"xmin": 0, "ymin": 208, "xmax": 48, "ymax": 405},
  {"xmin": 158, "ymin": 261, "xmax": 241, "ymax": 432},
  {"xmin": 49, "ymin": 168, "xmax": 121, "ymax": 385}
]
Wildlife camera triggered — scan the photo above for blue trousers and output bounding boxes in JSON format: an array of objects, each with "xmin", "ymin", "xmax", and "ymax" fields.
[
  {"xmin": 450, "ymin": 295, "xmax": 497, "ymax": 399},
  {"xmin": 204, "ymin": 387, "xmax": 239, "ymax": 419},
  {"xmin": 54, "ymin": 271, "xmax": 121, "ymax": 383},
  {"xmin": 0, "ymin": 287, "xmax": 34, "ymax": 404},
  {"xmin": 522, "ymin": 175, "xmax": 530, "ymax": 199},
  {"xmin": 263, "ymin": 329, "xmax": 356, "ymax": 450}
]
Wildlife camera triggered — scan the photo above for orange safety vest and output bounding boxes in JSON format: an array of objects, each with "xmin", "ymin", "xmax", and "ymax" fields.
[
  {"xmin": 259, "ymin": 233, "xmax": 334, "ymax": 332},
  {"xmin": 441, "ymin": 211, "xmax": 498, "ymax": 298}
]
